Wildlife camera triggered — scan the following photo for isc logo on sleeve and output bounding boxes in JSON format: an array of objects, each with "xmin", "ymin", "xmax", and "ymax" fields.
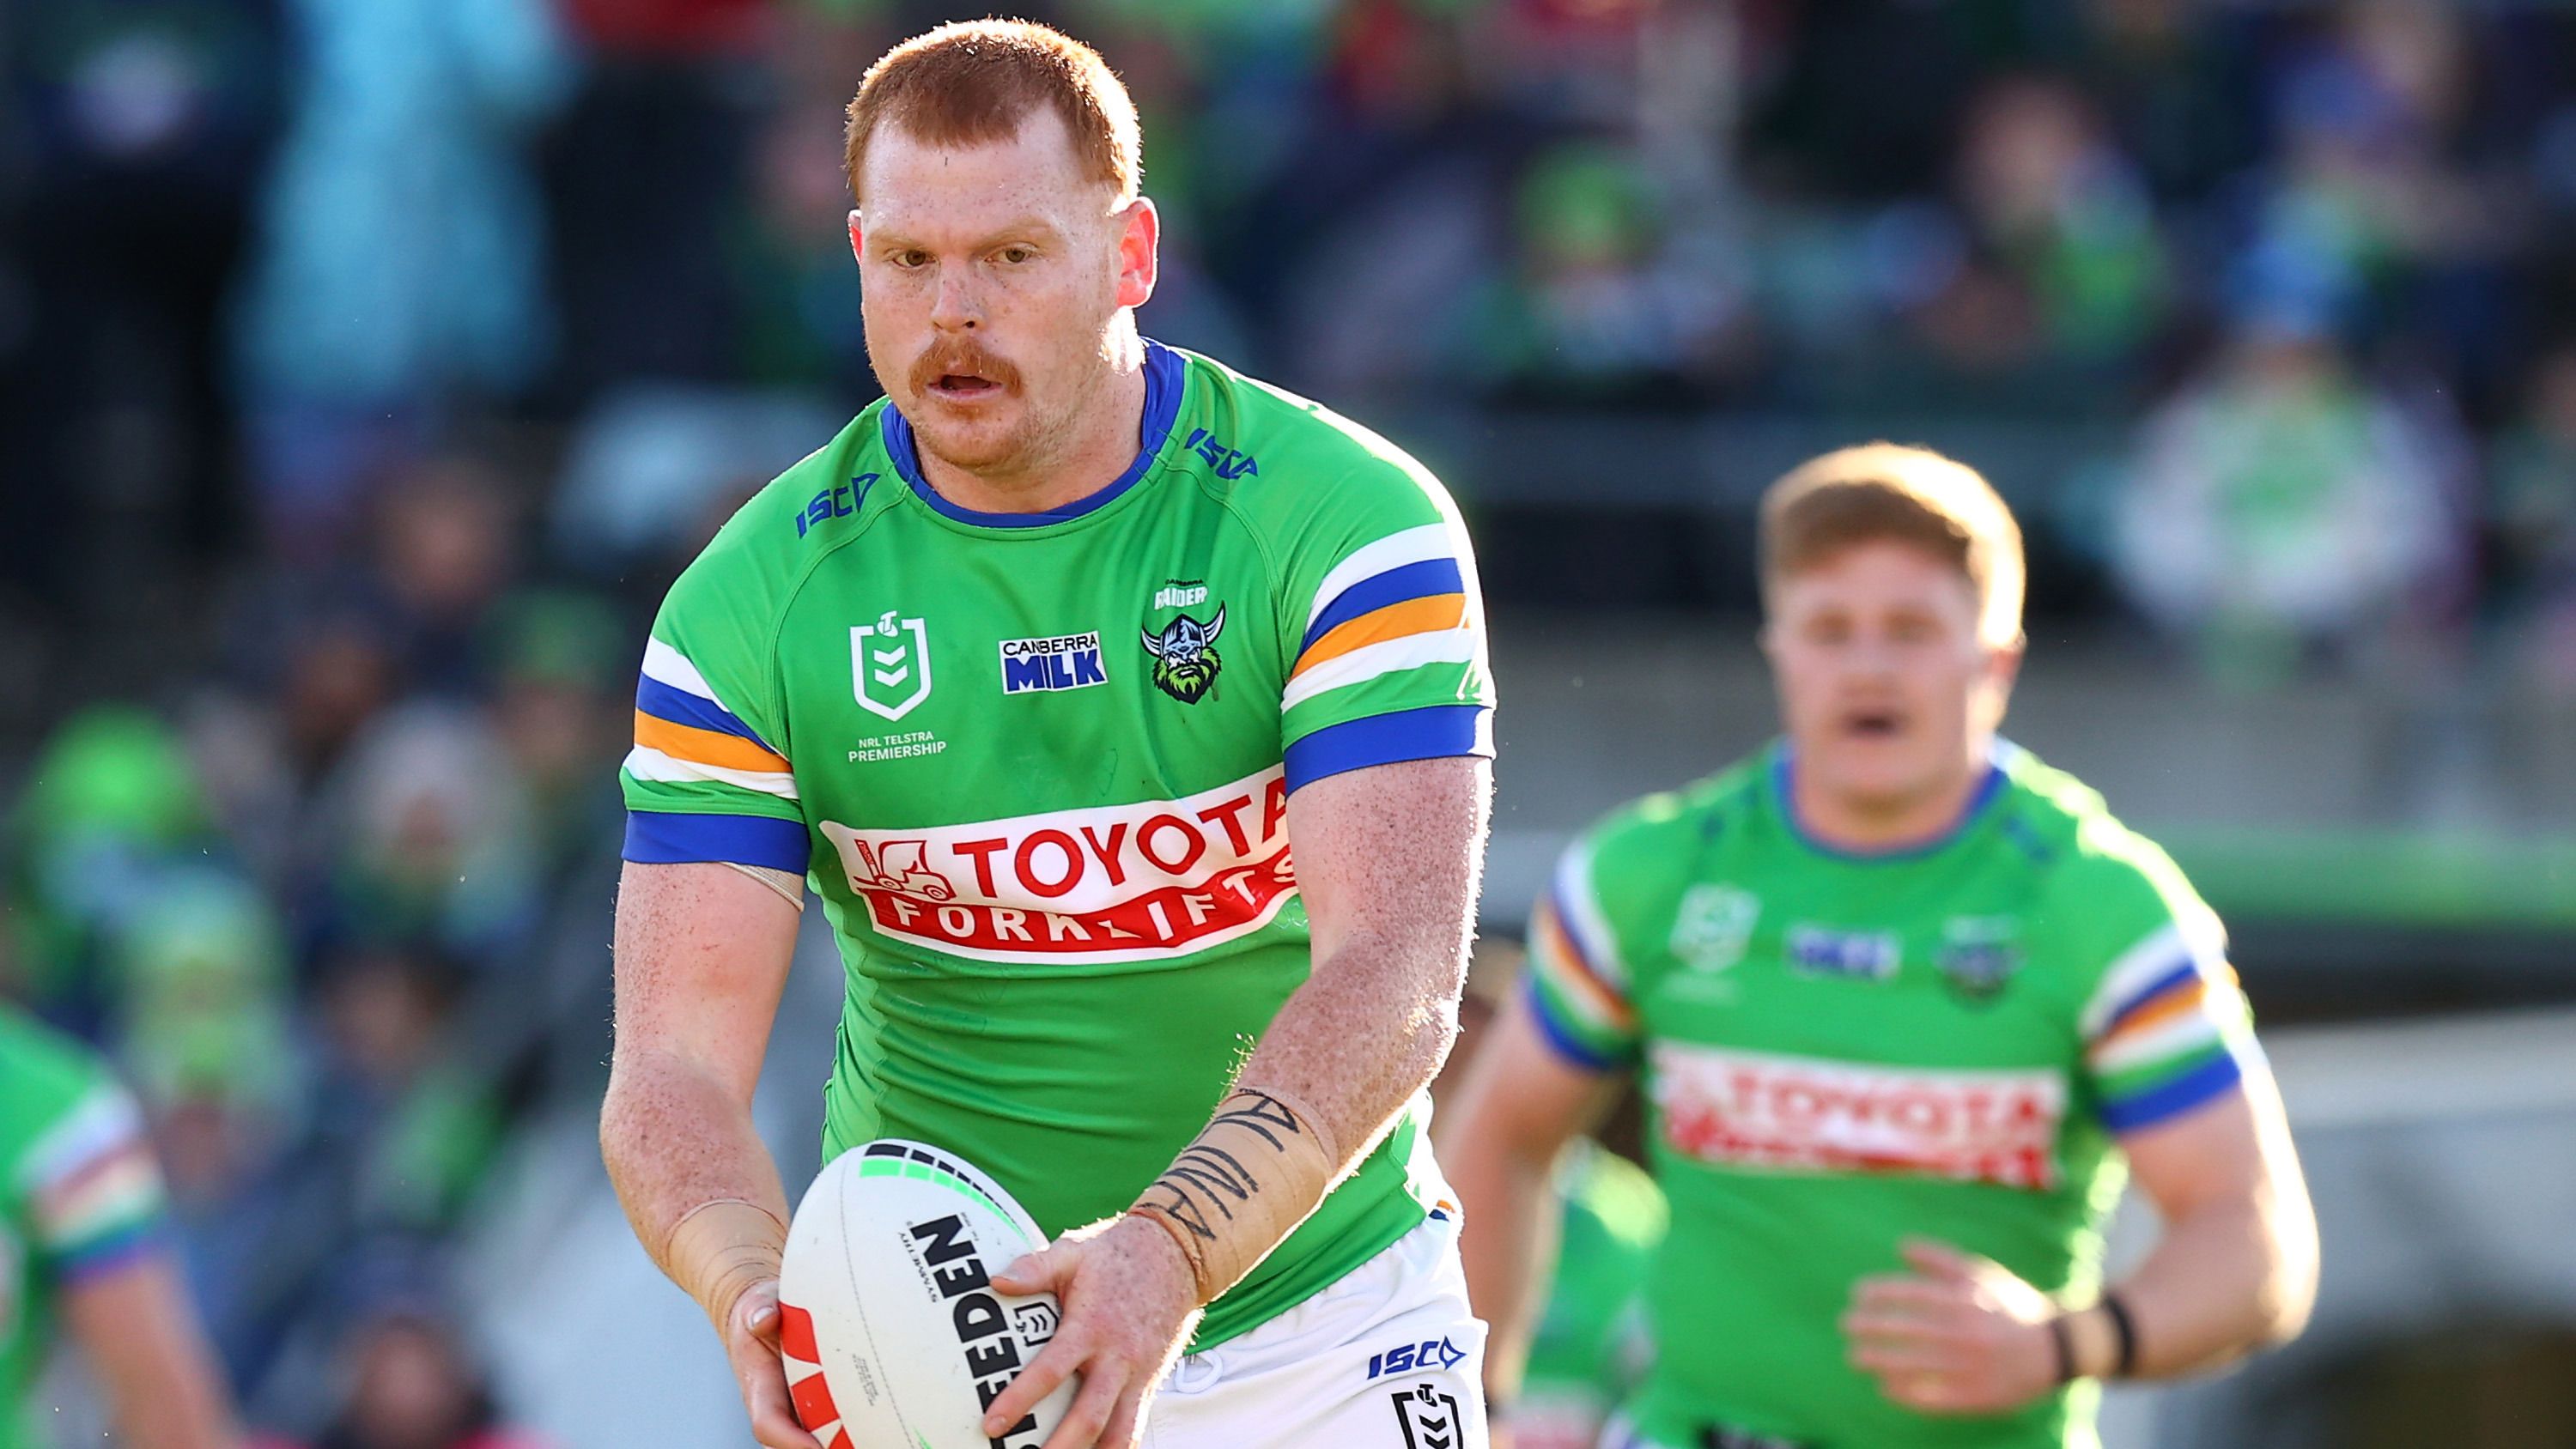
[{"xmin": 999, "ymin": 633, "xmax": 1108, "ymax": 694}]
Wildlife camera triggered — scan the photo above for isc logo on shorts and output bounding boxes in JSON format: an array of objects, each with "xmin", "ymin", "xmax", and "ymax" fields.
[
  {"xmin": 1366, "ymin": 1337, "xmax": 1466, "ymax": 1380},
  {"xmin": 999, "ymin": 633, "xmax": 1107, "ymax": 694}
]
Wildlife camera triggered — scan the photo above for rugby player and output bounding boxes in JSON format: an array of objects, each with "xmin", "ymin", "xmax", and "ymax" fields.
[
  {"xmin": 1432, "ymin": 945, "xmax": 1662, "ymax": 1449},
  {"xmin": 1442, "ymin": 445, "xmax": 2318, "ymax": 1448},
  {"xmin": 599, "ymin": 21, "xmax": 1494, "ymax": 1449},
  {"xmin": 0, "ymin": 1003, "xmax": 244, "ymax": 1449}
]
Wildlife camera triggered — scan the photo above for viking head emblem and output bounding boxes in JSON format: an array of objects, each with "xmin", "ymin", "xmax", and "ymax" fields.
[{"xmin": 1141, "ymin": 604, "xmax": 1226, "ymax": 704}]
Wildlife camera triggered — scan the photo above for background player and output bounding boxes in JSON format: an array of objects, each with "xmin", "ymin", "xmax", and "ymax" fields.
[
  {"xmin": 1, "ymin": 1002, "xmax": 245, "ymax": 1449},
  {"xmin": 1441, "ymin": 445, "xmax": 2319, "ymax": 1448},
  {"xmin": 1431, "ymin": 944, "xmax": 1662, "ymax": 1449},
  {"xmin": 599, "ymin": 21, "xmax": 1494, "ymax": 1449}
]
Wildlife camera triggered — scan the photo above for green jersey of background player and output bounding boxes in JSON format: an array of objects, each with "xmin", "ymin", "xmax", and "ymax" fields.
[
  {"xmin": 1512, "ymin": 1143, "xmax": 1662, "ymax": 1449},
  {"xmin": 0, "ymin": 1005, "xmax": 242, "ymax": 1449},
  {"xmin": 1442, "ymin": 445, "xmax": 2319, "ymax": 1449},
  {"xmin": 599, "ymin": 21, "xmax": 1496, "ymax": 1449}
]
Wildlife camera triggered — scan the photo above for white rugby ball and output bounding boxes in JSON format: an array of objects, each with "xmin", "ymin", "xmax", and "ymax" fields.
[{"xmin": 778, "ymin": 1140, "xmax": 1076, "ymax": 1449}]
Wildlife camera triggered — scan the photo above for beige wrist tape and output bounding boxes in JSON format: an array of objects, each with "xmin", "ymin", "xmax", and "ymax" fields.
[
  {"xmin": 663, "ymin": 1197, "xmax": 787, "ymax": 1329},
  {"xmin": 1127, "ymin": 1087, "xmax": 1341, "ymax": 1305}
]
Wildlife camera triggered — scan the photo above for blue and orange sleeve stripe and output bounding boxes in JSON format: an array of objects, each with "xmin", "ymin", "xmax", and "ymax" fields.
[
  {"xmin": 1522, "ymin": 846, "xmax": 1640, "ymax": 1072},
  {"xmin": 622, "ymin": 636, "xmax": 811, "ymax": 871},
  {"xmin": 2081, "ymin": 923, "xmax": 2259, "ymax": 1133}
]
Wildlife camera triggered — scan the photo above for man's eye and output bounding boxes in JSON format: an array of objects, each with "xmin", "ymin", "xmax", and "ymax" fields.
[
  {"xmin": 890, "ymin": 250, "xmax": 928, "ymax": 269},
  {"xmin": 999, "ymin": 246, "xmax": 1036, "ymax": 264}
]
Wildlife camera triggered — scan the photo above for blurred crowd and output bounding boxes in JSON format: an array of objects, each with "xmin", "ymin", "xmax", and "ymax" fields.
[{"xmin": 3, "ymin": 0, "xmax": 2575, "ymax": 1440}]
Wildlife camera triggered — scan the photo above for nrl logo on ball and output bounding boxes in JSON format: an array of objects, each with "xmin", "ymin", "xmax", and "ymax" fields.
[{"xmin": 1142, "ymin": 604, "xmax": 1226, "ymax": 704}]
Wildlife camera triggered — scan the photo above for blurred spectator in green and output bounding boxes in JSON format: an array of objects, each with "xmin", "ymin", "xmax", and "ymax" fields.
[
  {"xmin": 5, "ymin": 708, "xmax": 216, "ymax": 1030},
  {"xmin": 108, "ymin": 870, "xmax": 297, "ymax": 1121},
  {"xmin": 2111, "ymin": 296, "xmax": 2465, "ymax": 686},
  {"xmin": 309, "ymin": 706, "xmax": 539, "ymax": 976},
  {"xmin": 309, "ymin": 946, "xmax": 503, "ymax": 1233},
  {"xmin": 1953, "ymin": 76, "xmax": 2166, "ymax": 367},
  {"xmin": 186, "ymin": 602, "xmax": 401, "ymax": 904},
  {"xmin": 483, "ymin": 591, "xmax": 629, "ymax": 872},
  {"xmin": 1462, "ymin": 139, "xmax": 1742, "ymax": 406},
  {"xmin": 115, "ymin": 874, "xmax": 310, "ymax": 1396}
]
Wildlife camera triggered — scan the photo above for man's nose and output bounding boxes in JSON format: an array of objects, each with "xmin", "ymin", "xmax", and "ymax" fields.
[
  {"xmin": 930, "ymin": 264, "xmax": 981, "ymax": 331},
  {"xmin": 1844, "ymin": 634, "xmax": 1902, "ymax": 675}
]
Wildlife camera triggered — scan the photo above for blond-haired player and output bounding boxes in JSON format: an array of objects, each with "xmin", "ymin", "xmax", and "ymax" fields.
[{"xmin": 1442, "ymin": 445, "xmax": 2318, "ymax": 1448}]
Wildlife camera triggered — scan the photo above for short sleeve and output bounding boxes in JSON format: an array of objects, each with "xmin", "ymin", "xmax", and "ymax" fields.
[
  {"xmin": 620, "ymin": 538, "xmax": 811, "ymax": 872},
  {"xmin": 21, "ymin": 1077, "xmax": 167, "ymax": 1283},
  {"xmin": 1274, "ymin": 467, "xmax": 1493, "ymax": 793},
  {"xmin": 1521, "ymin": 835, "xmax": 1642, "ymax": 1073},
  {"xmin": 2075, "ymin": 881, "xmax": 2262, "ymax": 1135}
]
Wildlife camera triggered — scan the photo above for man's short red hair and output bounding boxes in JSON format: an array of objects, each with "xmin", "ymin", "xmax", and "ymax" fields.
[
  {"xmin": 1760, "ymin": 443, "xmax": 2027, "ymax": 649},
  {"xmin": 844, "ymin": 20, "xmax": 1142, "ymax": 203}
]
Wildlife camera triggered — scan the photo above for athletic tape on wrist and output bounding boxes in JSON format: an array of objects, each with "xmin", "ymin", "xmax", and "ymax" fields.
[
  {"xmin": 1127, "ymin": 1087, "xmax": 1341, "ymax": 1306},
  {"xmin": 664, "ymin": 1197, "xmax": 787, "ymax": 1330}
]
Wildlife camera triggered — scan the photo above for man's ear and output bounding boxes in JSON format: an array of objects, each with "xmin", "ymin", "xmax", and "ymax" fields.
[
  {"xmin": 1115, "ymin": 197, "xmax": 1160, "ymax": 310},
  {"xmin": 848, "ymin": 209, "xmax": 865, "ymax": 264},
  {"xmin": 1984, "ymin": 634, "xmax": 2026, "ymax": 712}
]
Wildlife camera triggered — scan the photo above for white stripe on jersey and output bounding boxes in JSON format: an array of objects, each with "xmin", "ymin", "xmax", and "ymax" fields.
[
  {"xmin": 1303, "ymin": 523, "xmax": 1467, "ymax": 630},
  {"xmin": 16, "ymin": 1082, "xmax": 141, "ymax": 1196},
  {"xmin": 623, "ymin": 745, "xmax": 800, "ymax": 801},
  {"xmin": 1551, "ymin": 836, "xmax": 1631, "ymax": 991},
  {"xmin": 2089, "ymin": 1003, "xmax": 2239, "ymax": 1075},
  {"xmin": 1277, "ymin": 629, "xmax": 1480, "ymax": 712},
  {"xmin": 641, "ymin": 637, "xmax": 728, "ymax": 706}
]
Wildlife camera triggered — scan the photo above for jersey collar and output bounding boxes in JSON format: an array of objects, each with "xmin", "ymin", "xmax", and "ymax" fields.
[
  {"xmin": 1771, "ymin": 738, "xmax": 2014, "ymax": 863},
  {"xmin": 881, "ymin": 337, "xmax": 1186, "ymax": 530}
]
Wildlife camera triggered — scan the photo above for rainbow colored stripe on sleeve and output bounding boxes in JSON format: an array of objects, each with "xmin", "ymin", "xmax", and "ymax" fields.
[
  {"xmin": 622, "ymin": 636, "xmax": 811, "ymax": 870},
  {"xmin": 1522, "ymin": 840, "xmax": 1640, "ymax": 1072},
  {"xmin": 1279, "ymin": 522, "xmax": 1494, "ymax": 791},
  {"xmin": 2080, "ymin": 922, "xmax": 2258, "ymax": 1132},
  {"xmin": 21, "ymin": 1082, "xmax": 167, "ymax": 1282}
]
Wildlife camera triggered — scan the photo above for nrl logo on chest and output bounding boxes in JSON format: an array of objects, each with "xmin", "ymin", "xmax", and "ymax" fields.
[{"xmin": 852, "ymin": 609, "xmax": 933, "ymax": 720}]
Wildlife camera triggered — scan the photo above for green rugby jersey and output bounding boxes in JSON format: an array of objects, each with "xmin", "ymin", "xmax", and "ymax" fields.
[
  {"xmin": 620, "ymin": 341, "xmax": 1494, "ymax": 1349},
  {"xmin": 1515, "ymin": 1142, "xmax": 1664, "ymax": 1449},
  {"xmin": 1523, "ymin": 743, "xmax": 2260, "ymax": 1449},
  {"xmin": 0, "ymin": 1009, "xmax": 170, "ymax": 1449}
]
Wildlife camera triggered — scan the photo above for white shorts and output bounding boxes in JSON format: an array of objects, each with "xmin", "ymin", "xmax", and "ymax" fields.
[{"xmin": 1145, "ymin": 1211, "xmax": 1491, "ymax": 1449}]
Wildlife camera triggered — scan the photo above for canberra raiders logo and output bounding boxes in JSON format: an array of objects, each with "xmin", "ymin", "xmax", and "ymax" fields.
[
  {"xmin": 1937, "ymin": 915, "xmax": 2024, "ymax": 1003},
  {"xmin": 1141, "ymin": 604, "xmax": 1225, "ymax": 704}
]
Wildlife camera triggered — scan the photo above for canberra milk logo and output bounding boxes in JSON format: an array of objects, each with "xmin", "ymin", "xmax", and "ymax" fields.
[
  {"xmin": 998, "ymin": 632, "xmax": 1107, "ymax": 694},
  {"xmin": 852, "ymin": 610, "xmax": 933, "ymax": 720}
]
